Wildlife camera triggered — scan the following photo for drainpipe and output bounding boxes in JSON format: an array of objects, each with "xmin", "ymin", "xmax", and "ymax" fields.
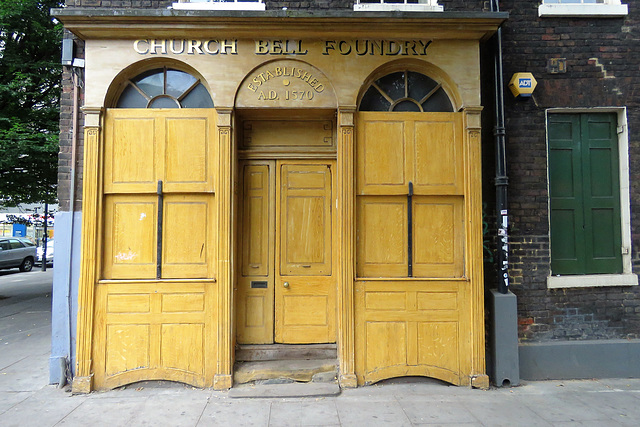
[
  {"xmin": 488, "ymin": 0, "xmax": 520, "ymax": 387},
  {"xmin": 491, "ymin": 0, "xmax": 509, "ymax": 294}
]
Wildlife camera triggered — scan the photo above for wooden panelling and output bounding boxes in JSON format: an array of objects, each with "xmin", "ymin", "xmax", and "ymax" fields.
[
  {"xmin": 241, "ymin": 165, "xmax": 271, "ymax": 277},
  {"xmin": 161, "ymin": 324, "xmax": 204, "ymax": 374},
  {"xmin": 417, "ymin": 322, "xmax": 459, "ymax": 372},
  {"xmin": 355, "ymin": 280, "xmax": 470, "ymax": 386},
  {"xmin": 164, "ymin": 117, "xmax": 213, "ymax": 193},
  {"xmin": 242, "ymin": 119, "xmax": 334, "ymax": 151},
  {"xmin": 162, "ymin": 293, "xmax": 205, "ymax": 313},
  {"xmin": 280, "ymin": 164, "xmax": 332, "ymax": 276},
  {"xmin": 413, "ymin": 119, "xmax": 461, "ymax": 192},
  {"xmin": 356, "ymin": 196, "xmax": 408, "ymax": 277},
  {"xmin": 356, "ymin": 113, "xmax": 463, "ymax": 196},
  {"xmin": 93, "ymin": 281, "xmax": 216, "ymax": 389},
  {"xmin": 104, "ymin": 117, "xmax": 156, "ymax": 193},
  {"xmin": 107, "ymin": 294, "xmax": 151, "ymax": 313},
  {"xmin": 358, "ymin": 120, "xmax": 406, "ymax": 191},
  {"xmin": 102, "ymin": 195, "xmax": 157, "ymax": 280},
  {"xmin": 365, "ymin": 322, "xmax": 407, "ymax": 370},
  {"xmin": 162, "ymin": 195, "xmax": 216, "ymax": 279},
  {"xmin": 413, "ymin": 196, "xmax": 464, "ymax": 277},
  {"xmin": 105, "ymin": 324, "xmax": 150, "ymax": 377}
]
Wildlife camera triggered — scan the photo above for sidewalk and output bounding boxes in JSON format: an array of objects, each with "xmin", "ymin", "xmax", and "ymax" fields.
[{"xmin": 2, "ymin": 271, "xmax": 640, "ymax": 426}]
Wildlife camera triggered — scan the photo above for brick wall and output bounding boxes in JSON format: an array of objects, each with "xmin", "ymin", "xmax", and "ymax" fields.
[
  {"xmin": 499, "ymin": 0, "xmax": 640, "ymax": 341},
  {"xmin": 58, "ymin": 34, "xmax": 85, "ymax": 212}
]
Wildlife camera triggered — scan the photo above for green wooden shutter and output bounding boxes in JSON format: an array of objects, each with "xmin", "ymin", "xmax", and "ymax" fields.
[
  {"xmin": 581, "ymin": 113, "xmax": 622, "ymax": 274},
  {"xmin": 548, "ymin": 113, "xmax": 622, "ymax": 275}
]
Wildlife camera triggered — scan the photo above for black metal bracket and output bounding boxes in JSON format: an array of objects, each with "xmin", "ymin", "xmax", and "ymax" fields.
[
  {"xmin": 408, "ymin": 181, "xmax": 413, "ymax": 277},
  {"xmin": 157, "ymin": 180, "xmax": 163, "ymax": 280}
]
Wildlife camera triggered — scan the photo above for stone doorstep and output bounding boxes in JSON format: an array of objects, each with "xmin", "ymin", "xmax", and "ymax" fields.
[
  {"xmin": 235, "ymin": 343, "xmax": 338, "ymax": 362},
  {"xmin": 234, "ymin": 358, "xmax": 338, "ymax": 385},
  {"xmin": 228, "ymin": 381, "xmax": 341, "ymax": 399}
]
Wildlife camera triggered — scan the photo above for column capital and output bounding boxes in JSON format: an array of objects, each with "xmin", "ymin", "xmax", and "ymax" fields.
[{"xmin": 81, "ymin": 106, "xmax": 104, "ymax": 128}]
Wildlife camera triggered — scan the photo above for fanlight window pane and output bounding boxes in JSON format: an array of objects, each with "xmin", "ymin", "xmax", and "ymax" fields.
[
  {"xmin": 148, "ymin": 96, "xmax": 181, "ymax": 109},
  {"xmin": 117, "ymin": 68, "xmax": 213, "ymax": 109},
  {"xmin": 182, "ymin": 84, "xmax": 215, "ymax": 108},
  {"xmin": 166, "ymin": 69, "xmax": 198, "ymax": 98},
  {"xmin": 359, "ymin": 71, "xmax": 453, "ymax": 113},
  {"xmin": 116, "ymin": 87, "xmax": 148, "ymax": 109},
  {"xmin": 133, "ymin": 70, "xmax": 164, "ymax": 98}
]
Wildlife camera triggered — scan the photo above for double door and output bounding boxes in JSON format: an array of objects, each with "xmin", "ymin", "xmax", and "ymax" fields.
[{"xmin": 236, "ymin": 160, "xmax": 336, "ymax": 344}]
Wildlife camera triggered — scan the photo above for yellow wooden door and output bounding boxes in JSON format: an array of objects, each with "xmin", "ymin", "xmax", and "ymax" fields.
[
  {"xmin": 355, "ymin": 112, "xmax": 477, "ymax": 386},
  {"xmin": 275, "ymin": 162, "xmax": 335, "ymax": 343},
  {"xmin": 236, "ymin": 160, "xmax": 335, "ymax": 344},
  {"xmin": 94, "ymin": 109, "xmax": 217, "ymax": 390}
]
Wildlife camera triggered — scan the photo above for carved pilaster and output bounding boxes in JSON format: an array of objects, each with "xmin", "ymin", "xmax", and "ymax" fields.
[
  {"xmin": 73, "ymin": 107, "xmax": 103, "ymax": 394},
  {"xmin": 215, "ymin": 108, "xmax": 234, "ymax": 390},
  {"xmin": 463, "ymin": 106, "xmax": 488, "ymax": 387},
  {"xmin": 337, "ymin": 107, "xmax": 357, "ymax": 388}
]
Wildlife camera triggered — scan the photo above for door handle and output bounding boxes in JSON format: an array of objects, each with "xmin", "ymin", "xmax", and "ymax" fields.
[{"xmin": 283, "ymin": 282, "xmax": 290, "ymax": 288}]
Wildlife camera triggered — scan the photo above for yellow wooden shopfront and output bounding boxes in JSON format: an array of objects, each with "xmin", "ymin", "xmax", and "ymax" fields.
[{"xmin": 59, "ymin": 12, "xmax": 504, "ymax": 392}]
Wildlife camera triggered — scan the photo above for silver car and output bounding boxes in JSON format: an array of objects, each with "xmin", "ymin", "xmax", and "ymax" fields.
[{"xmin": 0, "ymin": 237, "xmax": 37, "ymax": 272}]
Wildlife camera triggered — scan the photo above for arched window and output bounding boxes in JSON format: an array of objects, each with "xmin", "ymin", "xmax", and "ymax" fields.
[
  {"xmin": 116, "ymin": 67, "xmax": 213, "ymax": 108},
  {"xmin": 359, "ymin": 70, "xmax": 453, "ymax": 112}
]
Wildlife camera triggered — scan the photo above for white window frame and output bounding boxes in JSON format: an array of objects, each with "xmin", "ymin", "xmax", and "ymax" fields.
[
  {"xmin": 539, "ymin": 0, "xmax": 628, "ymax": 18},
  {"xmin": 172, "ymin": 0, "xmax": 265, "ymax": 11},
  {"xmin": 546, "ymin": 107, "xmax": 638, "ymax": 289},
  {"xmin": 354, "ymin": 1, "xmax": 443, "ymax": 12}
]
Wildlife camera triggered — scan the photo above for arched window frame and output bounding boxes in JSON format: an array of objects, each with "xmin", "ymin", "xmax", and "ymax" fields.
[
  {"xmin": 359, "ymin": 70, "xmax": 453, "ymax": 113},
  {"xmin": 116, "ymin": 66, "xmax": 213, "ymax": 109}
]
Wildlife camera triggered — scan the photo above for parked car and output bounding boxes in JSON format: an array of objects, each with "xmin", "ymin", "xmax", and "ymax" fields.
[
  {"xmin": 36, "ymin": 239, "xmax": 54, "ymax": 266},
  {"xmin": 0, "ymin": 237, "xmax": 37, "ymax": 272}
]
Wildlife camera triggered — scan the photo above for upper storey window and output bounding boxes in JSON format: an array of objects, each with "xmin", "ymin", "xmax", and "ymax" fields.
[
  {"xmin": 172, "ymin": 0, "xmax": 265, "ymax": 11},
  {"xmin": 539, "ymin": 0, "xmax": 628, "ymax": 17},
  {"xmin": 354, "ymin": 1, "xmax": 443, "ymax": 12}
]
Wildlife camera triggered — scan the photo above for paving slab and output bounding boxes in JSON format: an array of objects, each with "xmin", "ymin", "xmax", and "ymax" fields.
[
  {"xmin": 269, "ymin": 399, "xmax": 340, "ymax": 426},
  {"xmin": 128, "ymin": 391, "xmax": 211, "ymax": 426},
  {"xmin": 570, "ymin": 389, "xmax": 640, "ymax": 426},
  {"xmin": 455, "ymin": 393, "xmax": 552, "ymax": 427},
  {"xmin": 198, "ymin": 399, "xmax": 272, "ymax": 426},
  {"xmin": 0, "ymin": 386, "xmax": 84, "ymax": 427},
  {"xmin": 55, "ymin": 395, "xmax": 148, "ymax": 427},
  {"xmin": 513, "ymin": 392, "xmax": 613, "ymax": 424},
  {"xmin": 398, "ymin": 397, "xmax": 481, "ymax": 425},
  {"xmin": 335, "ymin": 399, "xmax": 411, "ymax": 426}
]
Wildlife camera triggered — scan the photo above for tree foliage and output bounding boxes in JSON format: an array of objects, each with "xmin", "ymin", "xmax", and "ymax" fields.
[{"xmin": 0, "ymin": 0, "xmax": 63, "ymax": 206}]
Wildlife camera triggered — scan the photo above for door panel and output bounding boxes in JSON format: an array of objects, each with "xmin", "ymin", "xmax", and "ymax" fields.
[
  {"xmin": 237, "ymin": 160, "xmax": 336, "ymax": 345},
  {"xmin": 279, "ymin": 164, "xmax": 332, "ymax": 276},
  {"xmin": 276, "ymin": 162, "xmax": 335, "ymax": 344},
  {"xmin": 236, "ymin": 162, "xmax": 275, "ymax": 344}
]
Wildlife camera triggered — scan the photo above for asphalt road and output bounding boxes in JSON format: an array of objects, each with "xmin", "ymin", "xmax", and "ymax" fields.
[{"xmin": 0, "ymin": 268, "xmax": 54, "ymax": 303}]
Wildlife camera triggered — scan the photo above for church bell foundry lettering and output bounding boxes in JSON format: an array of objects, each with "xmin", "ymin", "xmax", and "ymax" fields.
[
  {"xmin": 236, "ymin": 60, "xmax": 335, "ymax": 108},
  {"xmin": 133, "ymin": 39, "xmax": 432, "ymax": 56}
]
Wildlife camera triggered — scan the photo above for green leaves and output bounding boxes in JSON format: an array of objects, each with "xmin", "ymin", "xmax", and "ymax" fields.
[{"xmin": 0, "ymin": 0, "xmax": 63, "ymax": 206}]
